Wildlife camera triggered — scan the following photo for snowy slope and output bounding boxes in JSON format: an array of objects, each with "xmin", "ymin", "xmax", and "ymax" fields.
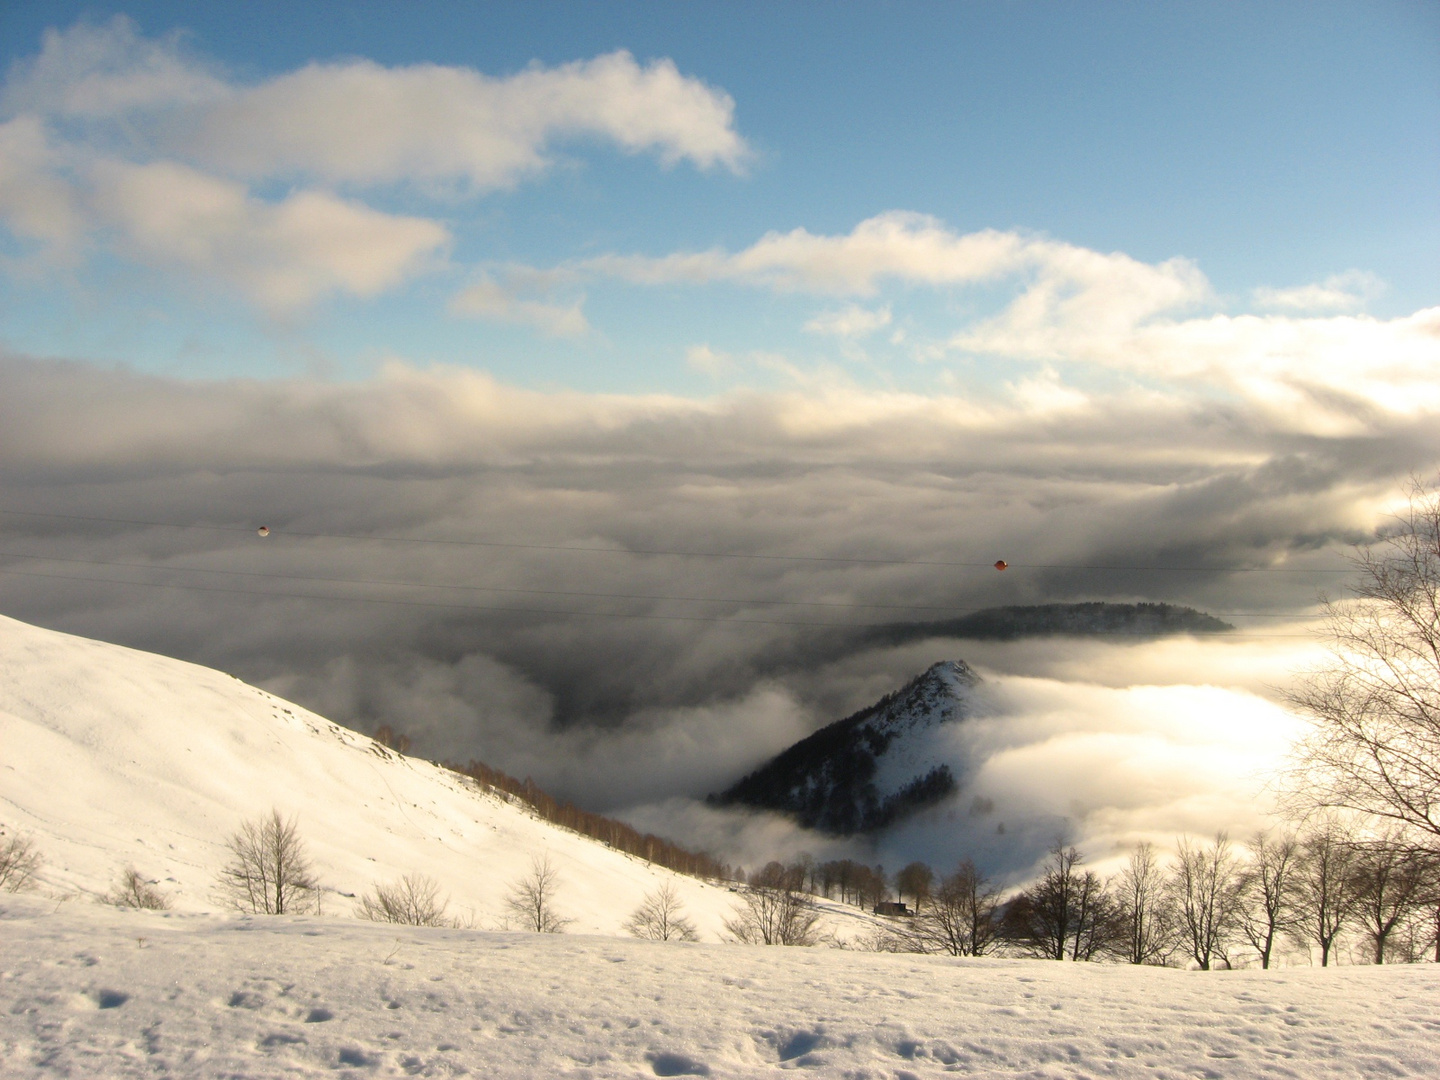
[
  {"xmin": 714, "ymin": 661, "xmax": 977, "ymax": 833},
  {"xmin": 0, "ymin": 613, "xmax": 865, "ymax": 940},
  {"xmin": 3, "ymin": 894, "xmax": 1438, "ymax": 1079}
]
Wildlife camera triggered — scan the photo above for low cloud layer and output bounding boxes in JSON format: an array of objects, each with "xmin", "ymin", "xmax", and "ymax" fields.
[
  {"xmin": 2, "ymin": 351, "xmax": 1437, "ymax": 871},
  {"xmin": 622, "ymin": 640, "xmax": 1312, "ymax": 884}
]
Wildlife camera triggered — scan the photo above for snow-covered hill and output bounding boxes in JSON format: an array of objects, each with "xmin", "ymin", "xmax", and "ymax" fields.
[
  {"xmin": 713, "ymin": 661, "xmax": 977, "ymax": 833},
  {"xmin": 0, "ymin": 612, "xmax": 865, "ymax": 940}
]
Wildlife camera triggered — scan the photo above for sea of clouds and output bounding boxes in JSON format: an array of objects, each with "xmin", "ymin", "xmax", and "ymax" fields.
[{"xmin": 2, "ymin": 16, "xmax": 1438, "ymax": 879}]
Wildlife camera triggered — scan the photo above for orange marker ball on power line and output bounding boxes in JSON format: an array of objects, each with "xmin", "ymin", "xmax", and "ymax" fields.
[{"xmin": 994, "ymin": 560, "xmax": 1008, "ymax": 571}]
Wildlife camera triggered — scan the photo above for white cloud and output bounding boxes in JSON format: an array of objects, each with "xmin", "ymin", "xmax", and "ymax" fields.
[
  {"xmin": 0, "ymin": 116, "xmax": 84, "ymax": 249},
  {"xmin": 1252, "ymin": 270, "xmax": 1385, "ymax": 313},
  {"xmin": 88, "ymin": 160, "xmax": 450, "ymax": 312},
  {"xmin": 582, "ymin": 213, "xmax": 1030, "ymax": 293},
  {"xmin": 0, "ymin": 15, "xmax": 227, "ymax": 119},
  {"xmin": 2, "ymin": 19, "xmax": 748, "ymax": 188},
  {"xmin": 804, "ymin": 304, "xmax": 892, "ymax": 337},
  {"xmin": 572, "ymin": 214, "xmax": 1207, "ymax": 325},
  {"xmin": 186, "ymin": 52, "xmax": 747, "ymax": 187},
  {"xmin": 0, "ymin": 17, "xmax": 748, "ymax": 312},
  {"xmin": 450, "ymin": 279, "xmax": 589, "ymax": 337},
  {"xmin": 685, "ymin": 344, "xmax": 733, "ymax": 375},
  {"xmin": 562, "ymin": 210, "xmax": 1436, "ymax": 432},
  {"xmin": 959, "ymin": 297, "xmax": 1440, "ymax": 432}
]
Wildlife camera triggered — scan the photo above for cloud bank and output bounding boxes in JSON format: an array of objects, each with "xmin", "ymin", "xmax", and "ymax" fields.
[
  {"xmin": 2, "ymin": 350, "xmax": 1437, "ymax": 871},
  {"xmin": 473, "ymin": 211, "xmax": 1435, "ymax": 434}
]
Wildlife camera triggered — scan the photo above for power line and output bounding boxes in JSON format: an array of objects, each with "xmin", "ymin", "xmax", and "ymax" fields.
[
  {"xmin": 0, "ymin": 550, "xmax": 1316, "ymax": 617},
  {"xmin": 0, "ymin": 507, "xmax": 1355, "ymax": 574},
  {"xmin": 0, "ymin": 565, "xmax": 1322, "ymax": 638}
]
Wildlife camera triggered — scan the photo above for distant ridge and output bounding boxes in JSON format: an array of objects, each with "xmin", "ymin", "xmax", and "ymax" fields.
[{"xmin": 860, "ymin": 601, "xmax": 1232, "ymax": 649}]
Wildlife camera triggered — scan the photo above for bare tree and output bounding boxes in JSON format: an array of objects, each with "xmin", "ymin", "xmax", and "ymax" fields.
[
  {"xmin": 504, "ymin": 854, "xmax": 571, "ymax": 933},
  {"xmin": 1349, "ymin": 834, "xmax": 1433, "ymax": 963},
  {"xmin": 1240, "ymin": 830, "xmax": 1299, "ymax": 969},
  {"xmin": 1113, "ymin": 842, "xmax": 1178, "ymax": 965},
  {"xmin": 724, "ymin": 861, "xmax": 821, "ymax": 946},
  {"xmin": 1003, "ymin": 843, "xmax": 1120, "ymax": 961},
  {"xmin": 860, "ymin": 863, "xmax": 889, "ymax": 911},
  {"xmin": 1425, "ymin": 886, "xmax": 1440, "ymax": 963},
  {"xmin": 216, "ymin": 810, "xmax": 321, "ymax": 914},
  {"xmin": 110, "ymin": 867, "xmax": 170, "ymax": 910},
  {"xmin": 894, "ymin": 861, "xmax": 935, "ymax": 911},
  {"xmin": 1286, "ymin": 477, "xmax": 1440, "ymax": 848},
  {"xmin": 357, "ymin": 872, "xmax": 454, "ymax": 927},
  {"xmin": 1291, "ymin": 817, "xmax": 1358, "ymax": 966},
  {"xmin": 0, "ymin": 833, "xmax": 42, "ymax": 893},
  {"xmin": 625, "ymin": 881, "xmax": 699, "ymax": 941},
  {"xmin": 912, "ymin": 859, "xmax": 1001, "ymax": 956},
  {"xmin": 1169, "ymin": 833, "xmax": 1246, "ymax": 970}
]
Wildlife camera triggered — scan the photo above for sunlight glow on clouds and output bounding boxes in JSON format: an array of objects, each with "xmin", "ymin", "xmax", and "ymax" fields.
[
  {"xmin": 957, "ymin": 677, "xmax": 1305, "ymax": 847},
  {"xmin": 619, "ymin": 658, "xmax": 1316, "ymax": 881},
  {"xmin": 514, "ymin": 210, "xmax": 1440, "ymax": 434}
]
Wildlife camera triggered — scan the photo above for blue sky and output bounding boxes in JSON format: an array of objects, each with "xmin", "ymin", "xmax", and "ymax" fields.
[{"xmin": 1, "ymin": 1, "xmax": 1436, "ymax": 392}]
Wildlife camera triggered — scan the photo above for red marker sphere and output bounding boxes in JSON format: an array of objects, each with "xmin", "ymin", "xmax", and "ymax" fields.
[{"xmin": 994, "ymin": 560, "xmax": 1008, "ymax": 571}]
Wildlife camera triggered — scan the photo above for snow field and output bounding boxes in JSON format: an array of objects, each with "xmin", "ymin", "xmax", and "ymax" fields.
[{"xmin": 2, "ymin": 895, "xmax": 1438, "ymax": 1079}]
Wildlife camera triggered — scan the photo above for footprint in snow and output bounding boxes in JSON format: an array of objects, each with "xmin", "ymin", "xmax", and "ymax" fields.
[
  {"xmin": 72, "ymin": 989, "xmax": 128, "ymax": 1010},
  {"xmin": 647, "ymin": 1051, "xmax": 710, "ymax": 1076}
]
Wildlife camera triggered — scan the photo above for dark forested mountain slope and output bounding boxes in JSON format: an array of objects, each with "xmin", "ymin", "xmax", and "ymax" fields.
[{"xmin": 711, "ymin": 660, "xmax": 978, "ymax": 834}]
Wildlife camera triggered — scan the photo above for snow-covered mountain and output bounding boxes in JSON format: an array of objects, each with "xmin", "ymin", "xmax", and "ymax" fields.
[
  {"xmin": 713, "ymin": 660, "xmax": 978, "ymax": 834},
  {"xmin": 0, "ymin": 612, "xmax": 872, "ymax": 940}
]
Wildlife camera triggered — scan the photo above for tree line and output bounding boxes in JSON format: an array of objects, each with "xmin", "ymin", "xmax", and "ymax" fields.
[
  {"xmin": 710, "ymin": 821, "xmax": 1440, "ymax": 965},
  {"xmin": 445, "ymin": 757, "xmax": 732, "ymax": 881}
]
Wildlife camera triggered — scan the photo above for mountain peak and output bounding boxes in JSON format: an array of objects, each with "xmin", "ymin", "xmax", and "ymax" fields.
[
  {"xmin": 923, "ymin": 658, "xmax": 978, "ymax": 689},
  {"xmin": 710, "ymin": 661, "xmax": 978, "ymax": 834}
]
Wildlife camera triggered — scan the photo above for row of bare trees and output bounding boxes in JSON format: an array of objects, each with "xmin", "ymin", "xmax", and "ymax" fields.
[
  {"xmin": 216, "ymin": 809, "xmax": 580, "ymax": 931},
  {"xmin": 212, "ymin": 808, "xmax": 712, "ymax": 941},
  {"xmin": 8, "ymin": 808, "xmax": 704, "ymax": 941},
  {"xmin": 861, "ymin": 825, "xmax": 1440, "ymax": 967}
]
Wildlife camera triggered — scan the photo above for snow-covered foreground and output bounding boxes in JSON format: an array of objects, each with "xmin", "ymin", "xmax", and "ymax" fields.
[{"xmin": 3, "ymin": 896, "xmax": 1438, "ymax": 1080}]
